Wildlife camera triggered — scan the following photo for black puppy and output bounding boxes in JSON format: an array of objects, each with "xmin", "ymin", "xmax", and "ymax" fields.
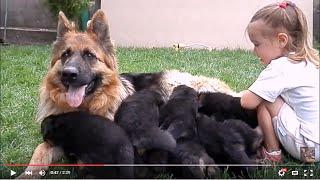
[
  {"xmin": 114, "ymin": 89, "xmax": 176, "ymax": 154},
  {"xmin": 120, "ymin": 72, "xmax": 163, "ymax": 92},
  {"xmin": 198, "ymin": 92, "xmax": 258, "ymax": 128},
  {"xmin": 41, "ymin": 111, "xmax": 134, "ymax": 179},
  {"xmin": 133, "ymin": 149, "xmax": 170, "ymax": 178},
  {"xmin": 196, "ymin": 113, "xmax": 263, "ymax": 173},
  {"xmin": 114, "ymin": 89, "xmax": 177, "ymax": 178},
  {"xmin": 160, "ymin": 85, "xmax": 219, "ymax": 178},
  {"xmin": 159, "ymin": 85, "xmax": 198, "ymax": 134}
]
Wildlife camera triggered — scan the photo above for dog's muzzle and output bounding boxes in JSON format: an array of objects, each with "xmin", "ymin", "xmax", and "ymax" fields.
[{"xmin": 61, "ymin": 66, "xmax": 100, "ymax": 108}]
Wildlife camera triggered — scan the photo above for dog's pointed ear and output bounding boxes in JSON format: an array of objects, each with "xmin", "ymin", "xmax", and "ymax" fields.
[
  {"xmin": 87, "ymin": 10, "xmax": 117, "ymax": 70},
  {"xmin": 87, "ymin": 10, "xmax": 112, "ymax": 46},
  {"xmin": 57, "ymin": 11, "xmax": 73, "ymax": 38}
]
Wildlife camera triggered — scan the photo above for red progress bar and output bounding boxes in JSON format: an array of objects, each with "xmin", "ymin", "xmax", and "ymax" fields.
[{"xmin": 2, "ymin": 164, "xmax": 105, "ymax": 167}]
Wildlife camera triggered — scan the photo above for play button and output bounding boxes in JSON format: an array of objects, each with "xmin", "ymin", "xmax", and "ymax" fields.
[{"xmin": 10, "ymin": 170, "xmax": 16, "ymax": 176}]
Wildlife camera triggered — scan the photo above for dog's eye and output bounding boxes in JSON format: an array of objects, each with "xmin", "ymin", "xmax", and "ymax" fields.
[
  {"xmin": 61, "ymin": 49, "xmax": 71, "ymax": 59},
  {"xmin": 83, "ymin": 51, "xmax": 96, "ymax": 60}
]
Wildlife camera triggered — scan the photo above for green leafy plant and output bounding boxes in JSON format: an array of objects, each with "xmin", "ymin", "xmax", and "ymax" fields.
[{"xmin": 46, "ymin": 0, "xmax": 90, "ymax": 21}]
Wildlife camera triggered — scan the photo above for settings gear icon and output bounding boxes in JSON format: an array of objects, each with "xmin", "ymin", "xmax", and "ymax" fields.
[{"xmin": 278, "ymin": 168, "xmax": 288, "ymax": 177}]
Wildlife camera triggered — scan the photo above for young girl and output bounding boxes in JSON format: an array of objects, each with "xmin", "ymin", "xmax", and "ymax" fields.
[{"xmin": 241, "ymin": 1, "xmax": 319, "ymax": 163}]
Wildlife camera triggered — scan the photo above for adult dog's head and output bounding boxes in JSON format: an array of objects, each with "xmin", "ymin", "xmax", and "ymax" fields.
[{"xmin": 39, "ymin": 10, "xmax": 123, "ymax": 121}]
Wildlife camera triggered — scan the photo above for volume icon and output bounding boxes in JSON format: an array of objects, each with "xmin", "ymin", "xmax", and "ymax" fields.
[{"xmin": 39, "ymin": 170, "xmax": 46, "ymax": 176}]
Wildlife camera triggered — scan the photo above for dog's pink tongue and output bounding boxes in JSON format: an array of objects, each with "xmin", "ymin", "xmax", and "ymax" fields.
[{"xmin": 66, "ymin": 85, "xmax": 87, "ymax": 108}]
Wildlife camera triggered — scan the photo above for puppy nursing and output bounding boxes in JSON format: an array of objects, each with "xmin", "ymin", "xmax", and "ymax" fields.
[
  {"xmin": 114, "ymin": 89, "xmax": 176, "ymax": 153},
  {"xmin": 196, "ymin": 114, "xmax": 263, "ymax": 173},
  {"xmin": 160, "ymin": 85, "xmax": 219, "ymax": 178},
  {"xmin": 41, "ymin": 85, "xmax": 262, "ymax": 178},
  {"xmin": 198, "ymin": 92, "xmax": 258, "ymax": 128},
  {"xmin": 41, "ymin": 111, "xmax": 134, "ymax": 178},
  {"xmin": 114, "ymin": 89, "xmax": 177, "ymax": 178}
]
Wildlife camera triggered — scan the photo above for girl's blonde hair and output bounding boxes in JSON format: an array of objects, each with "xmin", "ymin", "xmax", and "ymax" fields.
[{"xmin": 249, "ymin": 1, "xmax": 319, "ymax": 67}]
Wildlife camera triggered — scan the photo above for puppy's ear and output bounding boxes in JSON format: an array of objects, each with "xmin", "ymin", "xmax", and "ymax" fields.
[
  {"xmin": 57, "ymin": 11, "xmax": 74, "ymax": 39},
  {"xmin": 197, "ymin": 93, "xmax": 205, "ymax": 108},
  {"xmin": 154, "ymin": 91, "xmax": 164, "ymax": 106}
]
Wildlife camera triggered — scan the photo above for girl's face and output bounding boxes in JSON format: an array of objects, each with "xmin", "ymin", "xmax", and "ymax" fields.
[{"xmin": 247, "ymin": 20, "xmax": 286, "ymax": 66}]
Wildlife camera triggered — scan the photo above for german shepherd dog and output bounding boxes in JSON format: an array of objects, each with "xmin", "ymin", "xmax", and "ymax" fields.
[{"xmin": 18, "ymin": 10, "xmax": 237, "ymax": 178}]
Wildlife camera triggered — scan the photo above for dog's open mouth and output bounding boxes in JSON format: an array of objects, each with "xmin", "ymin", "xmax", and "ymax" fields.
[
  {"xmin": 66, "ymin": 85, "xmax": 87, "ymax": 108},
  {"xmin": 65, "ymin": 77, "xmax": 100, "ymax": 108}
]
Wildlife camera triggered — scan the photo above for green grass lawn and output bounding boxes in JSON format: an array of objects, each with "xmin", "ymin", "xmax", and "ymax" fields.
[{"xmin": 0, "ymin": 45, "xmax": 319, "ymax": 179}]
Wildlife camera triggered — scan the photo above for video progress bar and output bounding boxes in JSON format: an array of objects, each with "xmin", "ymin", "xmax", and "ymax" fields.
[{"xmin": 2, "ymin": 164, "xmax": 317, "ymax": 167}]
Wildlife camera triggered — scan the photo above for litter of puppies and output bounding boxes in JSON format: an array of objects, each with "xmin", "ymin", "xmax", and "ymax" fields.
[{"xmin": 41, "ymin": 85, "xmax": 263, "ymax": 178}]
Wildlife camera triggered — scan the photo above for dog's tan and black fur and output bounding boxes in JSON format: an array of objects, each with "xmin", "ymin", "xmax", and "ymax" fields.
[
  {"xmin": 37, "ymin": 10, "xmax": 130, "ymax": 123},
  {"xmin": 19, "ymin": 10, "xmax": 236, "ymax": 178}
]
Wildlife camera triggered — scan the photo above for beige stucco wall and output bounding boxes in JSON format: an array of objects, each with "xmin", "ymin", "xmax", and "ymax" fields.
[{"xmin": 101, "ymin": 0, "xmax": 313, "ymax": 49}]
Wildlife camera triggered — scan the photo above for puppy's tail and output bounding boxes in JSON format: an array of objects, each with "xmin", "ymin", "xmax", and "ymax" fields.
[{"xmin": 134, "ymin": 128, "xmax": 176, "ymax": 153}]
